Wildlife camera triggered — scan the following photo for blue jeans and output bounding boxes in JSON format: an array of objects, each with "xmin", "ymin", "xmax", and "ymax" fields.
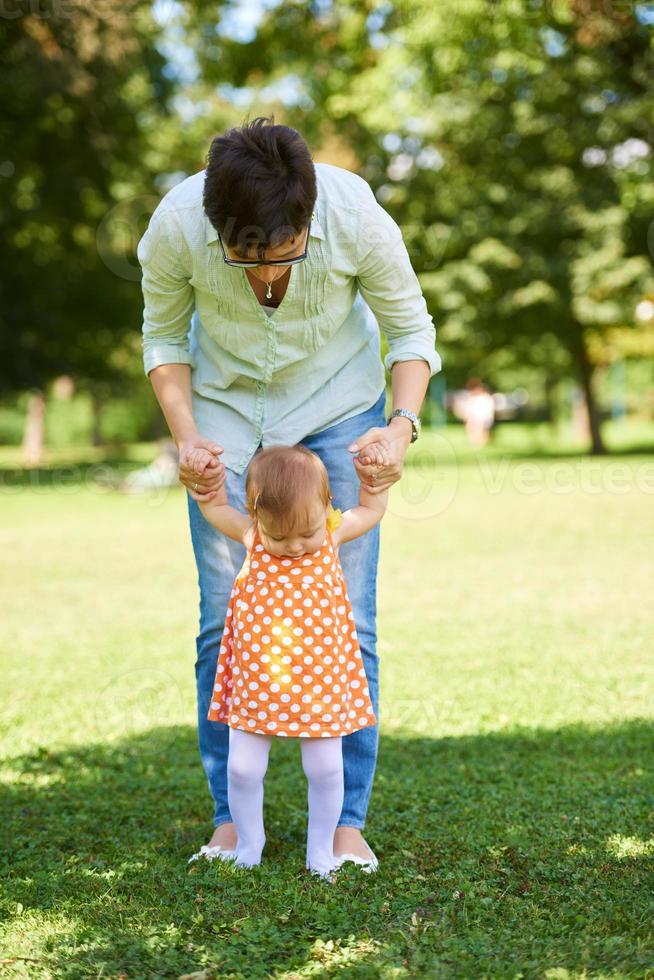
[{"xmin": 187, "ymin": 388, "xmax": 387, "ymax": 831}]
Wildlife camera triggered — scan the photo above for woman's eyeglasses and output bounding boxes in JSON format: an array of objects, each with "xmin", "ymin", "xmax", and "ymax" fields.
[{"xmin": 218, "ymin": 219, "xmax": 312, "ymax": 268}]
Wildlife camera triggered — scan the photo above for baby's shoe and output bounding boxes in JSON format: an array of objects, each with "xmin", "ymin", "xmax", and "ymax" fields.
[{"xmin": 187, "ymin": 844, "xmax": 237, "ymax": 865}]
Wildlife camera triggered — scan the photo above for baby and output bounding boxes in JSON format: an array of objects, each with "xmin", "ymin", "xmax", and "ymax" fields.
[{"xmin": 185, "ymin": 440, "xmax": 389, "ymax": 879}]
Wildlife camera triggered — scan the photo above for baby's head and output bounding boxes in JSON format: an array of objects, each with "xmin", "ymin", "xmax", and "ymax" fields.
[{"xmin": 245, "ymin": 445, "xmax": 331, "ymax": 558}]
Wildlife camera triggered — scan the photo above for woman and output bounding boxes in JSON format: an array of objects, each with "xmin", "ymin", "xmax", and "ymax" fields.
[{"xmin": 137, "ymin": 115, "xmax": 441, "ymax": 871}]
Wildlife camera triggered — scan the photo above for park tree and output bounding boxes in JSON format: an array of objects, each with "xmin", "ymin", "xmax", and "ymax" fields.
[
  {"xmin": 0, "ymin": 0, "xmax": 174, "ymax": 460},
  {"xmin": 188, "ymin": 0, "xmax": 654, "ymax": 453}
]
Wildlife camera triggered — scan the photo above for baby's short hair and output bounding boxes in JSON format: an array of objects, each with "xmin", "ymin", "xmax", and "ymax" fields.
[{"xmin": 245, "ymin": 445, "xmax": 331, "ymax": 535}]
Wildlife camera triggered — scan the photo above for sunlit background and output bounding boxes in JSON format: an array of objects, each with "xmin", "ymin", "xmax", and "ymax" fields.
[{"xmin": 3, "ymin": 2, "xmax": 654, "ymax": 976}]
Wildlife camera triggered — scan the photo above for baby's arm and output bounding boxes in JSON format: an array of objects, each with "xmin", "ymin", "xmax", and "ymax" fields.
[
  {"xmin": 332, "ymin": 441, "xmax": 390, "ymax": 547},
  {"xmin": 188, "ymin": 448, "xmax": 253, "ymax": 545}
]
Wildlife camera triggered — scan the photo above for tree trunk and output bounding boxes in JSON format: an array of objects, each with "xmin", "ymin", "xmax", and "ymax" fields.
[
  {"xmin": 572, "ymin": 331, "xmax": 606, "ymax": 455},
  {"xmin": 543, "ymin": 372, "xmax": 556, "ymax": 428},
  {"xmin": 21, "ymin": 389, "xmax": 46, "ymax": 467},
  {"xmin": 90, "ymin": 390, "xmax": 103, "ymax": 447}
]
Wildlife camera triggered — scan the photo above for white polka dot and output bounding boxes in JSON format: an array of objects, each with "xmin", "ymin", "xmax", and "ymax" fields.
[{"xmin": 289, "ymin": 721, "xmax": 299, "ymax": 731}]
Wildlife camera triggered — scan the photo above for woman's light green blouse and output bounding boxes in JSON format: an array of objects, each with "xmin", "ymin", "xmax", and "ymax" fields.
[{"xmin": 137, "ymin": 161, "xmax": 442, "ymax": 474}]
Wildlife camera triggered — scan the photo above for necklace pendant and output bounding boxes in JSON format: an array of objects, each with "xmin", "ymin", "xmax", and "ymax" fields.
[{"xmin": 266, "ymin": 282, "xmax": 272, "ymax": 299}]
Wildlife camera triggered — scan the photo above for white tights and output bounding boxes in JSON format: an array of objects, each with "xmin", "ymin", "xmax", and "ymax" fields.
[{"xmin": 227, "ymin": 727, "xmax": 344, "ymax": 876}]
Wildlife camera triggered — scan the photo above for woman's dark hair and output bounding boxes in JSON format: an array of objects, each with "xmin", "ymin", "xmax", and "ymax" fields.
[{"xmin": 203, "ymin": 114, "xmax": 317, "ymax": 259}]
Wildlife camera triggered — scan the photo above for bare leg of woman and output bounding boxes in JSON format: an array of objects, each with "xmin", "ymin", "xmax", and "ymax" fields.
[
  {"xmin": 227, "ymin": 728, "xmax": 273, "ymax": 867},
  {"xmin": 300, "ymin": 736, "xmax": 344, "ymax": 877}
]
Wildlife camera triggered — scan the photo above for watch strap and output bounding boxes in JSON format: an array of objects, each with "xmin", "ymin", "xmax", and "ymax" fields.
[{"xmin": 387, "ymin": 408, "xmax": 420, "ymax": 443}]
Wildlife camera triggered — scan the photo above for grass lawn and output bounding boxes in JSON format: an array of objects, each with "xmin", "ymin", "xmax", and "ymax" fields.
[{"xmin": 2, "ymin": 421, "xmax": 653, "ymax": 978}]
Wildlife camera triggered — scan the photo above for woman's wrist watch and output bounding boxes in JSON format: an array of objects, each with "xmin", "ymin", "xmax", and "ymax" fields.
[{"xmin": 387, "ymin": 408, "xmax": 421, "ymax": 443}]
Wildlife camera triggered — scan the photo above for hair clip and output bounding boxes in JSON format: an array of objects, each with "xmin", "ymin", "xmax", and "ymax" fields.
[{"xmin": 254, "ymin": 492, "xmax": 261, "ymax": 511}]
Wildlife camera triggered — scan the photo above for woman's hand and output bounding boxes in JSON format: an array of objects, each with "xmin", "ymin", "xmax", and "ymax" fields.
[
  {"xmin": 347, "ymin": 420, "xmax": 413, "ymax": 493},
  {"xmin": 178, "ymin": 434, "xmax": 226, "ymax": 502}
]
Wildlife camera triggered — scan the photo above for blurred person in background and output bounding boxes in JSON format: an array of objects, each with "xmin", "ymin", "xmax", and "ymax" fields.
[{"xmin": 452, "ymin": 378, "xmax": 496, "ymax": 448}]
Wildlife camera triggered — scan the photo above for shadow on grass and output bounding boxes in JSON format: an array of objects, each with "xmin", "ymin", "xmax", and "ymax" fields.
[{"xmin": 3, "ymin": 719, "xmax": 654, "ymax": 977}]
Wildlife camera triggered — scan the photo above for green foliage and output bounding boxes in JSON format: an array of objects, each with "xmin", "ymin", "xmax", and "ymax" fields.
[{"xmin": 0, "ymin": 1, "xmax": 173, "ymax": 394}]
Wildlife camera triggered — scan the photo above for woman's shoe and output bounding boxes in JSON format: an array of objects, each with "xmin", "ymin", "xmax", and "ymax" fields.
[
  {"xmin": 187, "ymin": 844, "xmax": 238, "ymax": 865},
  {"xmin": 334, "ymin": 840, "xmax": 379, "ymax": 874}
]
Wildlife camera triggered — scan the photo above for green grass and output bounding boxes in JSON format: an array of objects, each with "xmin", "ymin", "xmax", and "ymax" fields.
[{"xmin": 2, "ymin": 423, "xmax": 654, "ymax": 978}]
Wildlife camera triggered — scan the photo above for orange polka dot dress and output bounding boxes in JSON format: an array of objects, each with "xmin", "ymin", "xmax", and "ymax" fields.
[{"xmin": 207, "ymin": 523, "xmax": 376, "ymax": 738}]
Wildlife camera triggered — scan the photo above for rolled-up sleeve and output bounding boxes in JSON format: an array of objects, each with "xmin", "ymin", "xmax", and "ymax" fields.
[
  {"xmin": 137, "ymin": 203, "xmax": 196, "ymax": 378},
  {"xmin": 355, "ymin": 194, "xmax": 442, "ymax": 376}
]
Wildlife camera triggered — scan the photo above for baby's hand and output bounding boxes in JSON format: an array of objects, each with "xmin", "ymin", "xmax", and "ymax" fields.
[
  {"xmin": 357, "ymin": 440, "xmax": 390, "ymax": 467},
  {"xmin": 186, "ymin": 446, "xmax": 218, "ymax": 476}
]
